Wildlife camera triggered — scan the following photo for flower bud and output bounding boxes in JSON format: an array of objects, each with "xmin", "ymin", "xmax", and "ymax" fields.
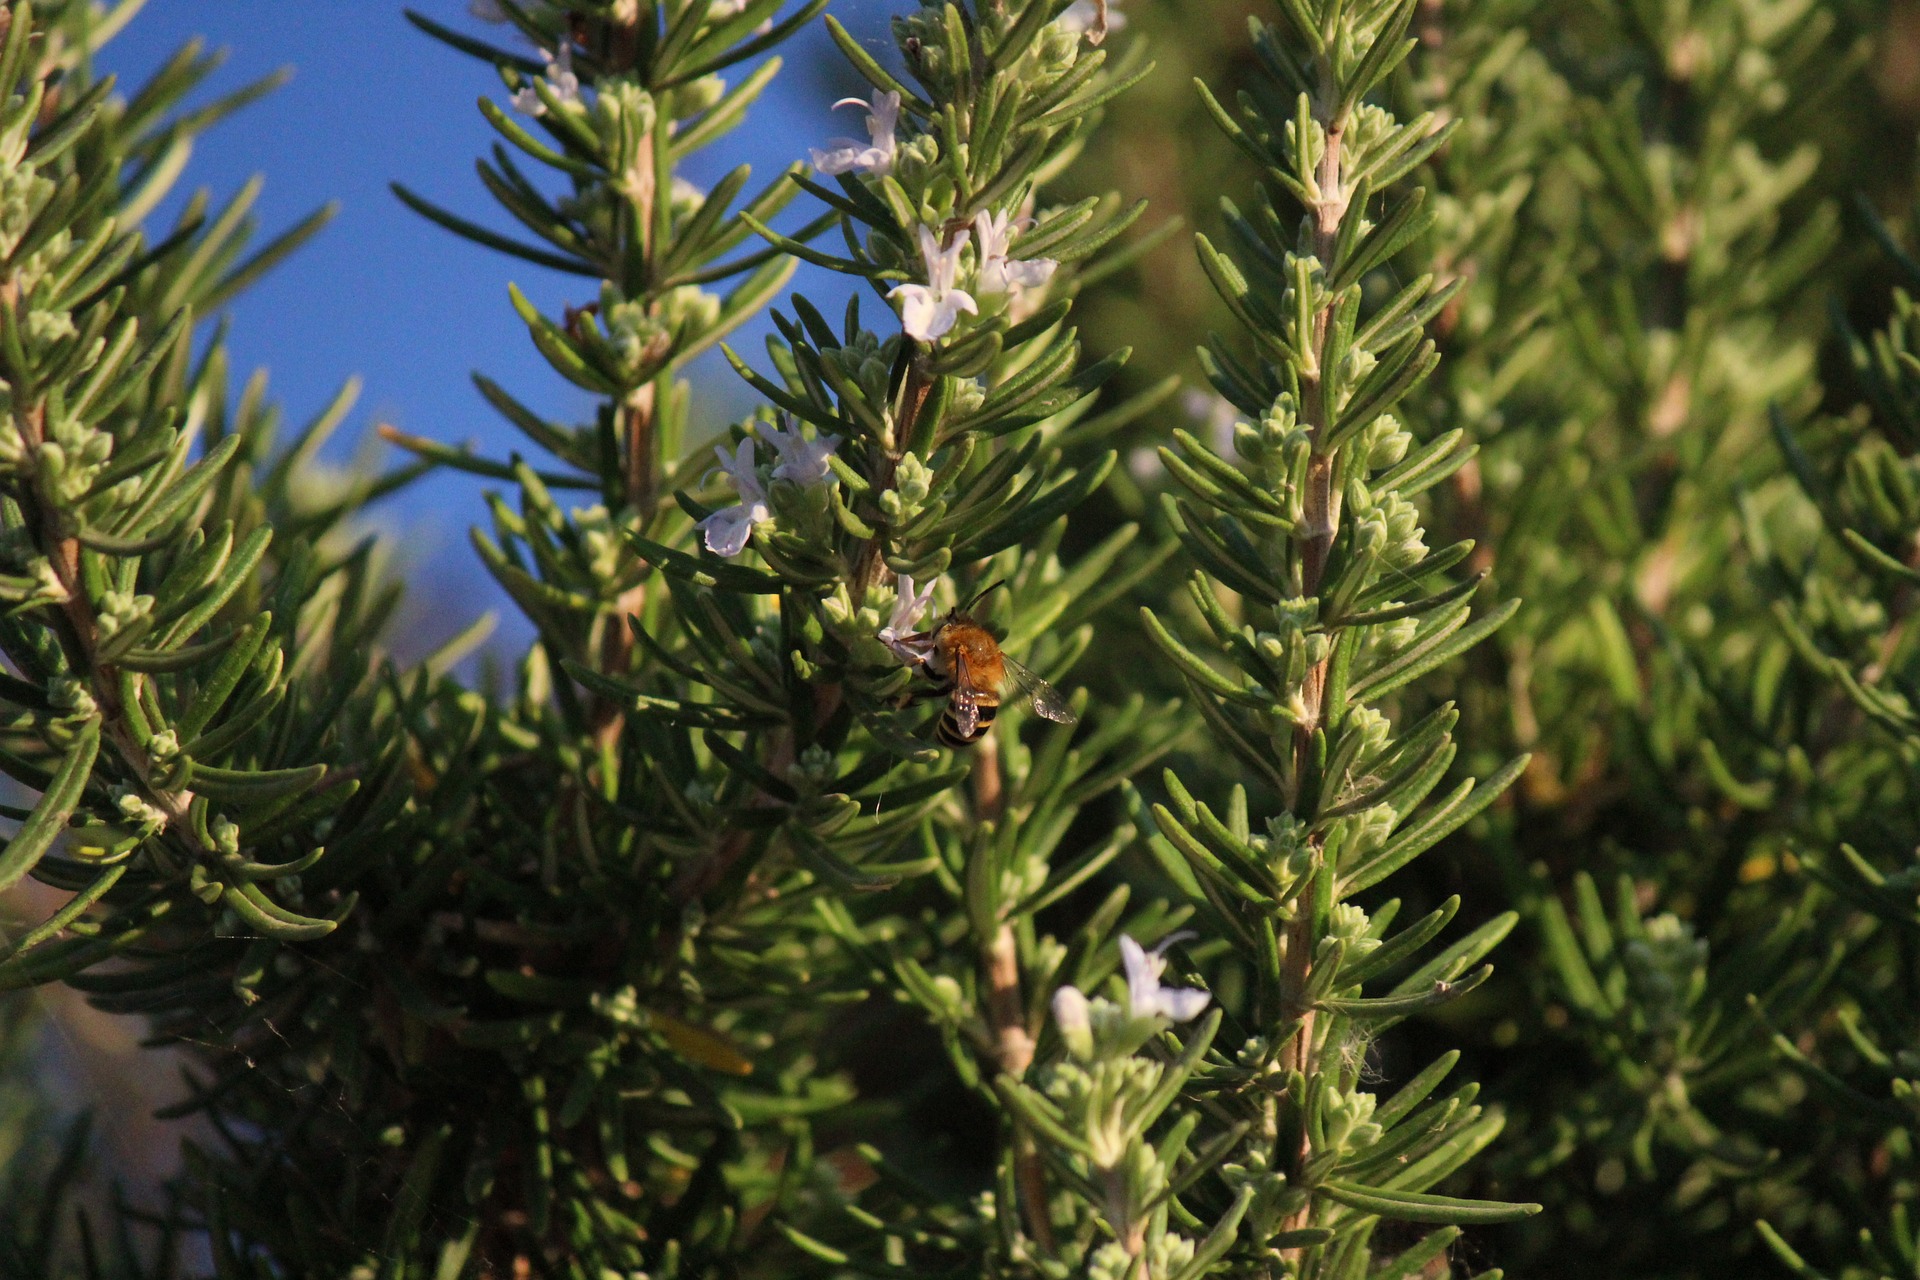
[{"xmin": 1051, "ymin": 984, "xmax": 1094, "ymax": 1059}]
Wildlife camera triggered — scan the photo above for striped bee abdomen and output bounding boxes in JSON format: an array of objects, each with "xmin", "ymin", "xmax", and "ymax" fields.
[{"xmin": 936, "ymin": 699, "xmax": 998, "ymax": 746}]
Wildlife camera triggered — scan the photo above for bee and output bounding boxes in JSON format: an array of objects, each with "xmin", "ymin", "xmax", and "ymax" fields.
[{"xmin": 896, "ymin": 584, "xmax": 1077, "ymax": 747}]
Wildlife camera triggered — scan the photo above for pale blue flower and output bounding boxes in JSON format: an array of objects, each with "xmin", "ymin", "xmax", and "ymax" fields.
[
  {"xmin": 1120, "ymin": 934, "xmax": 1210, "ymax": 1022},
  {"xmin": 890, "ymin": 225, "xmax": 978, "ymax": 342},
  {"xmin": 699, "ymin": 439, "xmax": 770, "ymax": 558},
  {"xmin": 810, "ymin": 91, "xmax": 901, "ymax": 176},
  {"xmin": 880, "ymin": 574, "xmax": 939, "ymax": 654},
  {"xmin": 511, "ymin": 44, "xmax": 580, "ymax": 117},
  {"xmin": 1051, "ymin": 984, "xmax": 1094, "ymax": 1057},
  {"xmin": 1058, "ymin": 0, "xmax": 1125, "ymax": 39},
  {"xmin": 972, "ymin": 209, "xmax": 1057, "ymax": 297},
  {"xmin": 763, "ymin": 419, "xmax": 841, "ymax": 485}
]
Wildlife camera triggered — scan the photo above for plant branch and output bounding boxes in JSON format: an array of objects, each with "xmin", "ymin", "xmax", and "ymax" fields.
[{"xmin": 1276, "ymin": 85, "xmax": 1354, "ymax": 1253}]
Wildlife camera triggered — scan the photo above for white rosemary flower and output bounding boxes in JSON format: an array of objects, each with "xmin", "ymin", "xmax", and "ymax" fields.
[
  {"xmin": 1119, "ymin": 934, "xmax": 1210, "ymax": 1023},
  {"xmin": 1058, "ymin": 0, "xmax": 1126, "ymax": 40},
  {"xmin": 879, "ymin": 574, "xmax": 940, "ymax": 658},
  {"xmin": 763, "ymin": 418, "xmax": 841, "ymax": 485},
  {"xmin": 809, "ymin": 90, "xmax": 901, "ymax": 176},
  {"xmin": 698, "ymin": 439, "xmax": 770, "ymax": 558},
  {"xmin": 971, "ymin": 208, "xmax": 1057, "ymax": 298},
  {"xmin": 510, "ymin": 44, "xmax": 581, "ymax": 117},
  {"xmin": 889, "ymin": 225, "xmax": 978, "ymax": 342}
]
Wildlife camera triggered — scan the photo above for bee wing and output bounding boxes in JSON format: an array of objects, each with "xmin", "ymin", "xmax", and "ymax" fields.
[
  {"xmin": 951, "ymin": 650, "xmax": 981, "ymax": 738},
  {"xmin": 1001, "ymin": 655, "xmax": 1077, "ymax": 724}
]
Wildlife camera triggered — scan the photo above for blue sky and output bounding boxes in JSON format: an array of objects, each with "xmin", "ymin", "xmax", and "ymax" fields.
[{"xmin": 97, "ymin": 2, "xmax": 881, "ymax": 660}]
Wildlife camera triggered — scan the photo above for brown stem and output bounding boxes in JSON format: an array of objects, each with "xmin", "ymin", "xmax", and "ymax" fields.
[
  {"xmin": 848, "ymin": 510, "xmax": 892, "ymax": 609},
  {"xmin": 900, "ymin": 367, "xmax": 936, "ymax": 448},
  {"xmin": 1286, "ymin": 115, "xmax": 1348, "ymax": 778},
  {"xmin": 9, "ymin": 397, "xmax": 202, "ymax": 851},
  {"xmin": 589, "ymin": 580, "xmax": 649, "ymax": 757},
  {"xmin": 591, "ymin": 0, "xmax": 659, "ymax": 743},
  {"xmin": 849, "ymin": 363, "xmax": 934, "ymax": 606},
  {"xmin": 984, "ymin": 921, "xmax": 1032, "ymax": 1075},
  {"xmin": 623, "ymin": 386, "xmax": 657, "ymax": 518},
  {"xmin": 975, "ymin": 747, "xmax": 1025, "ymax": 1074},
  {"xmin": 975, "ymin": 745, "xmax": 1021, "ymax": 1064},
  {"xmin": 604, "ymin": 2, "xmax": 644, "ymax": 70},
  {"xmin": 584, "ymin": 378, "xmax": 655, "ymax": 760},
  {"xmin": 1273, "ymin": 840, "xmax": 1320, "ymax": 1256},
  {"xmin": 1275, "ymin": 100, "xmax": 1351, "ymax": 1255},
  {"xmin": 972, "ymin": 741, "xmax": 1053, "ymax": 1252},
  {"xmin": 1277, "ymin": 898, "xmax": 1317, "ymax": 1047},
  {"xmin": 1010, "ymin": 1122, "xmax": 1054, "ymax": 1256}
]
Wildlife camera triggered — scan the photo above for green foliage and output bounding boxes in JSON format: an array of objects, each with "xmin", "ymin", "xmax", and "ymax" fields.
[
  {"xmin": 0, "ymin": 0, "xmax": 1188, "ymax": 1273},
  {"xmin": 3, "ymin": 0, "xmax": 1918, "ymax": 1276},
  {"xmin": 1731, "ymin": 208, "xmax": 1920, "ymax": 1280},
  {"xmin": 1379, "ymin": 0, "xmax": 1912, "ymax": 1274},
  {"xmin": 0, "ymin": 0, "xmax": 369, "ymax": 974},
  {"xmin": 1102, "ymin": 0, "xmax": 1540, "ymax": 1271},
  {"xmin": 0, "ymin": 0, "xmax": 877, "ymax": 1274}
]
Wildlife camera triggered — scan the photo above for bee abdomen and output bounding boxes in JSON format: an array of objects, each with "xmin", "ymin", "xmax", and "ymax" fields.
[{"xmin": 936, "ymin": 701, "xmax": 998, "ymax": 747}]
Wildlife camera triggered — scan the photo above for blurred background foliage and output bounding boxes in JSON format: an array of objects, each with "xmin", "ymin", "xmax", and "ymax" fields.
[
  {"xmin": 4, "ymin": 0, "xmax": 1920, "ymax": 1276},
  {"xmin": 1026, "ymin": 0, "xmax": 1920, "ymax": 1273}
]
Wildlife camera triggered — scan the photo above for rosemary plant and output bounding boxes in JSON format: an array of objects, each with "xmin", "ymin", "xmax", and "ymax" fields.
[
  {"xmin": 1740, "ymin": 209, "xmax": 1920, "ymax": 1280},
  {"xmin": 945, "ymin": 1, "xmax": 1541, "ymax": 1276},
  {"xmin": 15, "ymin": 0, "xmax": 1914, "ymax": 1276}
]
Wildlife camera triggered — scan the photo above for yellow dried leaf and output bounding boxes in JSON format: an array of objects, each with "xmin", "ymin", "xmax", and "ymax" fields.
[{"xmin": 649, "ymin": 1010, "xmax": 753, "ymax": 1076}]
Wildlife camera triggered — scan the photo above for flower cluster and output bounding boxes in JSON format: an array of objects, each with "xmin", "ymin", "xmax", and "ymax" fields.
[
  {"xmin": 698, "ymin": 419, "xmax": 842, "ymax": 557},
  {"xmin": 807, "ymin": 97, "xmax": 1059, "ymax": 342},
  {"xmin": 882, "ymin": 217, "xmax": 1060, "ymax": 342},
  {"xmin": 1002, "ymin": 936, "xmax": 1220, "ymax": 1268}
]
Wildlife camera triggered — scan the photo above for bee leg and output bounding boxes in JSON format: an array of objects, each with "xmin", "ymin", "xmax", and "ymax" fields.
[{"xmin": 891, "ymin": 680, "xmax": 951, "ymax": 711}]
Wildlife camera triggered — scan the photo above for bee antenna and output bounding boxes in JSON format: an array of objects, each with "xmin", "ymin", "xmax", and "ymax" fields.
[{"xmin": 962, "ymin": 579, "xmax": 1008, "ymax": 613}]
